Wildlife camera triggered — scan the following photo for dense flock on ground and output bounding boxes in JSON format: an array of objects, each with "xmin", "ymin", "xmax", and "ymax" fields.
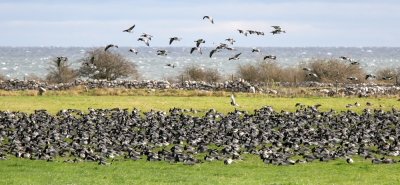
[{"xmin": 1, "ymin": 106, "xmax": 400, "ymax": 165}]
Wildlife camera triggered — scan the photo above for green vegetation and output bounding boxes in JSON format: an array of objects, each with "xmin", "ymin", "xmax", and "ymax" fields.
[
  {"xmin": 0, "ymin": 95, "xmax": 399, "ymax": 114},
  {"xmin": 1, "ymin": 156, "xmax": 400, "ymax": 185},
  {"xmin": 1, "ymin": 94, "xmax": 400, "ymax": 184}
]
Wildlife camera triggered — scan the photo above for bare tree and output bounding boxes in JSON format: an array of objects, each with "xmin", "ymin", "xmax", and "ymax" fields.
[
  {"xmin": 375, "ymin": 67, "xmax": 397, "ymax": 83},
  {"xmin": 237, "ymin": 63, "xmax": 261, "ymax": 82},
  {"xmin": 237, "ymin": 61, "xmax": 303, "ymax": 83},
  {"xmin": 46, "ymin": 57, "xmax": 78, "ymax": 83},
  {"xmin": 306, "ymin": 59, "xmax": 366, "ymax": 83},
  {"xmin": 0, "ymin": 73, "xmax": 7, "ymax": 81},
  {"xmin": 79, "ymin": 48, "xmax": 139, "ymax": 80},
  {"xmin": 180, "ymin": 65, "xmax": 222, "ymax": 83}
]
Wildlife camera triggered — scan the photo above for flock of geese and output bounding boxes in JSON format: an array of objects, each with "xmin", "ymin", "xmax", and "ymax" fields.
[
  {"xmin": 102, "ymin": 16, "xmax": 287, "ymax": 68},
  {"xmin": 104, "ymin": 17, "xmax": 388, "ymax": 81}
]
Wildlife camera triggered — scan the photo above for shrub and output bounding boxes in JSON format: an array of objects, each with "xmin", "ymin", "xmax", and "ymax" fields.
[
  {"xmin": 180, "ymin": 65, "xmax": 222, "ymax": 83},
  {"xmin": 26, "ymin": 74, "xmax": 45, "ymax": 82},
  {"xmin": 375, "ymin": 67, "xmax": 398, "ymax": 83},
  {"xmin": 0, "ymin": 73, "xmax": 8, "ymax": 81},
  {"xmin": 79, "ymin": 48, "xmax": 139, "ymax": 80},
  {"xmin": 305, "ymin": 59, "xmax": 366, "ymax": 83},
  {"xmin": 46, "ymin": 57, "xmax": 78, "ymax": 83},
  {"xmin": 237, "ymin": 61, "xmax": 304, "ymax": 83}
]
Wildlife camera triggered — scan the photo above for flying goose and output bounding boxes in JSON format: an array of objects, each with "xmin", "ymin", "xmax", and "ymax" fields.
[
  {"xmin": 123, "ymin": 25, "xmax": 135, "ymax": 33},
  {"xmin": 166, "ymin": 63, "xmax": 175, "ymax": 68},
  {"xmin": 190, "ymin": 47, "xmax": 202, "ymax": 55},
  {"xmin": 252, "ymin": 48, "xmax": 261, "ymax": 53},
  {"xmin": 105, "ymin": 44, "xmax": 118, "ymax": 51},
  {"xmin": 203, "ymin": 16, "xmax": 214, "ymax": 24},
  {"xmin": 195, "ymin": 39, "xmax": 205, "ymax": 47},
  {"xmin": 229, "ymin": 53, "xmax": 241, "ymax": 60},
  {"xmin": 138, "ymin": 37, "xmax": 150, "ymax": 46},
  {"xmin": 264, "ymin": 55, "xmax": 277, "ymax": 60},
  {"xmin": 157, "ymin": 49, "xmax": 167, "ymax": 56},
  {"xmin": 347, "ymin": 77, "xmax": 358, "ymax": 81},
  {"xmin": 140, "ymin": 33, "xmax": 153, "ymax": 40},
  {"xmin": 209, "ymin": 49, "xmax": 220, "ymax": 58},
  {"xmin": 382, "ymin": 76, "xmax": 393, "ymax": 80},
  {"xmin": 365, "ymin": 74, "xmax": 376, "ymax": 80},
  {"xmin": 271, "ymin": 26, "xmax": 286, "ymax": 35},
  {"xmin": 129, "ymin": 48, "xmax": 138, "ymax": 55},
  {"xmin": 225, "ymin": 38, "xmax": 236, "ymax": 45},
  {"xmin": 308, "ymin": 73, "xmax": 318, "ymax": 78},
  {"xmin": 169, "ymin": 37, "xmax": 182, "ymax": 45}
]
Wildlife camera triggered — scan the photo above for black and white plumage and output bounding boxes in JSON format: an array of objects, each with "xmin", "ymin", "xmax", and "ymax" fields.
[
  {"xmin": 346, "ymin": 157, "xmax": 354, "ymax": 164},
  {"xmin": 138, "ymin": 37, "xmax": 150, "ymax": 46},
  {"xmin": 166, "ymin": 63, "xmax": 175, "ymax": 68},
  {"xmin": 229, "ymin": 53, "xmax": 241, "ymax": 60},
  {"xmin": 225, "ymin": 38, "xmax": 236, "ymax": 45},
  {"xmin": 347, "ymin": 77, "xmax": 358, "ymax": 81},
  {"xmin": 129, "ymin": 48, "xmax": 138, "ymax": 55},
  {"xmin": 340, "ymin": 56, "xmax": 351, "ymax": 61},
  {"xmin": 252, "ymin": 48, "xmax": 261, "ymax": 53},
  {"xmin": 190, "ymin": 47, "xmax": 202, "ymax": 55},
  {"xmin": 140, "ymin": 33, "xmax": 153, "ymax": 40},
  {"xmin": 230, "ymin": 94, "xmax": 239, "ymax": 106},
  {"xmin": 195, "ymin": 39, "xmax": 205, "ymax": 47},
  {"xmin": 209, "ymin": 49, "xmax": 220, "ymax": 58},
  {"xmin": 105, "ymin": 44, "xmax": 118, "ymax": 51},
  {"xmin": 264, "ymin": 55, "xmax": 277, "ymax": 60},
  {"xmin": 302, "ymin": 67, "xmax": 311, "ymax": 71},
  {"xmin": 203, "ymin": 16, "xmax": 214, "ymax": 24},
  {"xmin": 123, "ymin": 25, "xmax": 135, "ymax": 33},
  {"xmin": 237, "ymin": 29, "xmax": 247, "ymax": 36},
  {"xmin": 55, "ymin": 56, "xmax": 68, "ymax": 67},
  {"xmin": 157, "ymin": 50, "xmax": 167, "ymax": 56},
  {"xmin": 169, "ymin": 37, "xmax": 182, "ymax": 45},
  {"xmin": 308, "ymin": 73, "xmax": 318, "ymax": 78},
  {"xmin": 382, "ymin": 76, "xmax": 393, "ymax": 80},
  {"xmin": 271, "ymin": 26, "xmax": 286, "ymax": 35}
]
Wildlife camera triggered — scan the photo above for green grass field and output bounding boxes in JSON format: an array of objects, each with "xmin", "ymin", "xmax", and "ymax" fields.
[
  {"xmin": 0, "ymin": 95, "xmax": 399, "ymax": 114},
  {"xmin": 1, "ymin": 94, "xmax": 400, "ymax": 184}
]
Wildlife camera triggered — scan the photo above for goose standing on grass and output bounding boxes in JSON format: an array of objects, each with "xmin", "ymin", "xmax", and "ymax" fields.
[
  {"xmin": 346, "ymin": 157, "xmax": 354, "ymax": 164},
  {"xmin": 203, "ymin": 16, "xmax": 214, "ymax": 24},
  {"xmin": 123, "ymin": 25, "xmax": 135, "ymax": 33},
  {"xmin": 229, "ymin": 53, "xmax": 241, "ymax": 60},
  {"xmin": 169, "ymin": 37, "xmax": 182, "ymax": 45},
  {"xmin": 105, "ymin": 44, "xmax": 118, "ymax": 51},
  {"xmin": 230, "ymin": 94, "xmax": 239, "ymax": 106}
]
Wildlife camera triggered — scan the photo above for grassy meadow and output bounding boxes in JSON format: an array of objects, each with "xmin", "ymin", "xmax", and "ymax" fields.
[{"xmin": 1, "ymin": 90, "xmax": 400, "ymax": 184}]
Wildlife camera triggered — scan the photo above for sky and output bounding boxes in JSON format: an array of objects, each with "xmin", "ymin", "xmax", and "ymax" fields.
[{"xmin": 1, "ymin": 0, "xmax": 399, "ymax": 47}]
